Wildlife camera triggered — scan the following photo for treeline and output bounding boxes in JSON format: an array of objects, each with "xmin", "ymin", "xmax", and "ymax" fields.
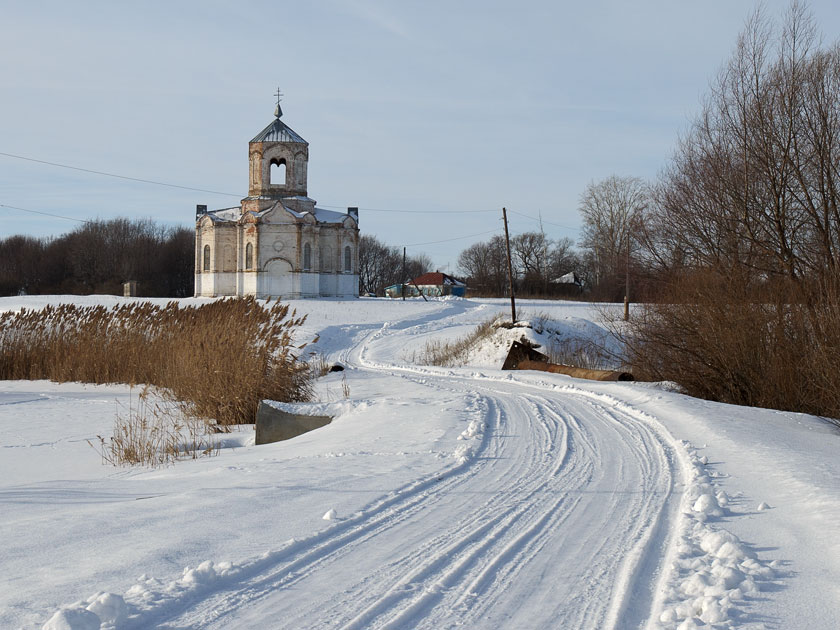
[
  {"xmin": 619, "ymin": 4, "xmax": 840, "ymax": 420},
  {"xmin": 458, "ymin": 233, "xmax": 580, "ymax": 297},
  {"xmin": 0, "ymin": 218, "xmax": 194, "ymax": 297}
]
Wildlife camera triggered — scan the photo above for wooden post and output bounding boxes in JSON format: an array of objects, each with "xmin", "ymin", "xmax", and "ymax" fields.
[
  {"xmin": 402, "ymin": 247, "xmax": 406, "ymax": 301},
  {"xmin": 502, "ymin": 207, "xmax": 516, "ymax": 323}
]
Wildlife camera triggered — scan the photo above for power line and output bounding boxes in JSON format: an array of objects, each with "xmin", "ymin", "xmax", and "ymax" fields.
[
  {"xmin": 507, "ymin": 208, "xmax": 581, "ymax": 232},
  {"xmin": 405, "ymin": 227, "xmax": 502, "ymax": 247},
  {"xmin": 319, "ymin": 204, "xmax": 498, "ymax": 215},
  {"xmin": 0, "ymin": 151, "xmax": 242, "ymax": 198},
  {"xmin": 0, "ymin": 150, "xmax": 511, "ymax": 216},
  {"xmin": 0, "ymin": 203, "xmax": 90, "ymax": 224},
  {"xmin": 0, "ymin": 150, "xmax": 581, "ymax": 228}
]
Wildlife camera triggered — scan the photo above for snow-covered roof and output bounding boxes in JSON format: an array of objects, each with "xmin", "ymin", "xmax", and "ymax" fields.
[
  {"xmin": 552, "ymin": 271, "xmax": 581, "ymax": 285},
  {"xmin": 250, "ymin": 118, "xmax": 307, "ymax": 144},
  {"xmin": 277, "ymin": 203, "xmax": 355, "ymax": 225},
  {"xmin": 314, "ymin": 207, "xmax": 354, "ymax": 224},
  {"xmin": 205, "ymin": 207, "xmax": 242, "ymax": 222},
  {"xmin": 202, "ymin": 202, "xmax": 356, "ymax": 226}
]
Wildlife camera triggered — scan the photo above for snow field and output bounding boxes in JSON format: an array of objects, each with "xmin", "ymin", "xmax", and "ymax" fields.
[{"xmin": 0, "ymin": 295, "xmax": 837, "ymax": 629}]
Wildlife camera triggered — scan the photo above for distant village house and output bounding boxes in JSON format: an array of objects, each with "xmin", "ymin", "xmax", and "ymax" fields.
[
  {"xmin": 385, "ymin": 272, "xmax": 467, "ymax": 298},
  {"xmin": 550, "ymin": 271, "xmax": 583, "ymax": 297}
]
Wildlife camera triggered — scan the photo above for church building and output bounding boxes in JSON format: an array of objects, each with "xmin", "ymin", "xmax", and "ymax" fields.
[{"xmin": 194, "ymin": 101, "xmax": 360, "ymax": 299}]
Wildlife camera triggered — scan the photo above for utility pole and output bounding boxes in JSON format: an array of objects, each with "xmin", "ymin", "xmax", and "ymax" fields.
[
  {"xmin": 624, "ymin": 231, "xmax": 630, "ymax": 321},
  {"xmin": 539, "ymin": 210, "xmax": 548, "ymax": 296},
  {"xmin": 502, "ymin": 207, "xmax": 516, "ymax": 323},
  {"xmin": 402, "ymin": 247, "xmax": 406, "ymax": 301}
]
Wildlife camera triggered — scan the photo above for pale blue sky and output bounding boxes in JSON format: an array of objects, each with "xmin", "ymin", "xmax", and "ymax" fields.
[{"xmin": 2, "ymin": 1, "xmax": 838, "ymax": 272}]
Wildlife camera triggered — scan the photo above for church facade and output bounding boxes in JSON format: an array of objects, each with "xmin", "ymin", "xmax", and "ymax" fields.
[{"xmin": 194, "ymin": 105, "xmax": 360, "ymax": 299}]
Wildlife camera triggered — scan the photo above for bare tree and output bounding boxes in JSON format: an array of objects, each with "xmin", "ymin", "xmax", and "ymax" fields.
[
  {"xmin": 547, "ymin": 236, "xmax": 579, "ymax": 280},
  {"xmin": 578, "ymin": 175, "xmax": 648, "ymax": 299},
  {"xmin": 458, "ymin": 235, "xmax": 508, "ymax": 296},
  {"xmin": 405, "ymin": 252, "xmax": 433, "ymax": 282},
  {"xmin": 459, "ymin": 232, "xmax": 580, "ymax": 297},
  {"xmin": 0, "ymin": 218, "xmax": 195, "ymax": 297},
  {"xmin": 358, "ymin": 235, "xmax": 399, "ymax": 296},
  {"xmin": 647, "ymin": 2, "xmax": 840, "ymax": 289},
  {"xmin": 626, "ymin": 3, "xmax": 840, "ymax": 419},
  {"xmin": 511, "ymin": 231, "xmax": 549, "ymax": 293}
]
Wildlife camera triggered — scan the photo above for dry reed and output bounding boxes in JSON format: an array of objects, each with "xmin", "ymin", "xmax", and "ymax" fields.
[
  {"xmin": 0, "ymin": 297, "xmax": 313, "ymax": 426},
  {"xmin": 90, "ymin": 387, "xmax": 219, "ymax": 466}
]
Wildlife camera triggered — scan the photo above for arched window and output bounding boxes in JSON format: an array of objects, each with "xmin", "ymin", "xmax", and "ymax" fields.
[
  {"xmin": 303, "ymin": 243, "xmax": 312, "ymax": 271},
  {"xmin": 270, "ymin": 158, "xmax": 286, "ymax": 186},
  {"xmin": 344, "ymin": 246, "xmax": 352, "ymax": 273},
  {"xmin": 203, "ymin": 244, "xmax": 211, "ymax": 271},
  {"xmin": 245, "ymin": 243, "xmax": 254, "ymax": 270}
]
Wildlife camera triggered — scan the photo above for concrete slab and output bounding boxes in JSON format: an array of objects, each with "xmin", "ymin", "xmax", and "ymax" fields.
[{"xmin": 255, "ymin": 402, "xmax": 333, "ymax": 445}]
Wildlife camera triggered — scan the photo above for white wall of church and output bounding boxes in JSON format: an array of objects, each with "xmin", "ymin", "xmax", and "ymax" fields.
[
  {"xmin": 238, "ymin": 270, "xmax": 258, "ymax": 296},
  {"xmin": 215, "ymin": 272, "xmax": 237, "ymax": 295},
  {"xmin": 319, "ymin": 273, "xmax": 337, "ymax": 296},
  {"xmin": 299, "ymin": 272, "xmax": 320, "ymax": 298},
  {"xmin": 337, "ymin": 273, "xmax": 359, "ymax": 297}
]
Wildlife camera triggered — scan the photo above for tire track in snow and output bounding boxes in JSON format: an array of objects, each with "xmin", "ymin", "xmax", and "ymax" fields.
[
  {"xmin": 199, "ymin": 370, "xmax": 677, "ymax": 630},
  {"xmin": 332, "ymin": 395, "xmax": 581, "ymax": 630},
  {"xmin": 137, "ymin": 395, "xmax": 496, "ymax": 629},
  {"xmin": 118, "ymin": 307, "xmax": 680, "ymax": 630},
  {"xmin": 342, "ymin": 321, "xmax": 679, "ymax": 628}
]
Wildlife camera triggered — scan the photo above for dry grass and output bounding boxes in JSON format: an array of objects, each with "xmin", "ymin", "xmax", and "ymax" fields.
[
  {"xmin": 412, "ymin": 314, "xmax": 503, "ymax": 367},
  {"xmin": 89, "ymin": 386, "xmax": 219, "ymax": 466},
  {"xmin": 0, "ymin": 297, "xmax": 313, "ymax": 426},
  {"xmin": 308, "ymin": 353, "xmax": 331, "ymax": 377}
]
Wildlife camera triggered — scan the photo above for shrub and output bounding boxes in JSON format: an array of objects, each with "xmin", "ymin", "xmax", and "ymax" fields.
[{"xmin": 623, "ymin": 271, "xmax": 840, "ymax": 422}]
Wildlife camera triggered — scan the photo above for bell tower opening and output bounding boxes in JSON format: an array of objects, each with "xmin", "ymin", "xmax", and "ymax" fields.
[
  {"xmin": 241, "ymin": 90, "xmax": 313, "ymax": 215},
  {"xmin": 270, "ymin": 159, "xmax": 287, "ymax": 187}
]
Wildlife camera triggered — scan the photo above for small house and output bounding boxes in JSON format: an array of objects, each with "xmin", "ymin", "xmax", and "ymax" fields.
[
  {"xmin": 550, "ymin": 271, "xmax": 583, "ymax": 297},
  {"xmin": 385, "ymin": 272, "xmax": 467, "ymax": 298}
]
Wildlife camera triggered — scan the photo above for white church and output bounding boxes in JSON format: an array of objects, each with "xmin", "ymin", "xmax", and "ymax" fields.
[{"xmin": 194, "ymin": 101, "xmax": 360, "ymax": 299}]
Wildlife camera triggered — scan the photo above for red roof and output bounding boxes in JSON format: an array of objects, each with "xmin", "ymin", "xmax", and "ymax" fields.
[{"xmin": 411, "ymin": 272, "xmax": 465, "ymax": 286}]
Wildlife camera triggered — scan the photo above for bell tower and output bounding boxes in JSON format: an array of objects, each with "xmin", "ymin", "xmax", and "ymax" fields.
[{"xmin": 242, "ymin": 90, "xmax": 311, "ymax": 214}]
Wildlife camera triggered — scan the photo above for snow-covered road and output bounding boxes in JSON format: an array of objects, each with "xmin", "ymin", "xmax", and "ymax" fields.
[
  {"xmin": 1, "ymin": 296, "xmax": 837, "ymax": 629},
  {"xmin": 159, "ymin": 351, "xmax": 678, "ymax": 628},
  {"xmin": 124, "ymin": 304, "xmax": 683, "ymax": 629}
]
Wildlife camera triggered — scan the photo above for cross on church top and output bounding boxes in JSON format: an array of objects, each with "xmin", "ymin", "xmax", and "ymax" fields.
[{"xmin": 274, "ymin": 88, "xmax": 284, "ymax": 119}]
